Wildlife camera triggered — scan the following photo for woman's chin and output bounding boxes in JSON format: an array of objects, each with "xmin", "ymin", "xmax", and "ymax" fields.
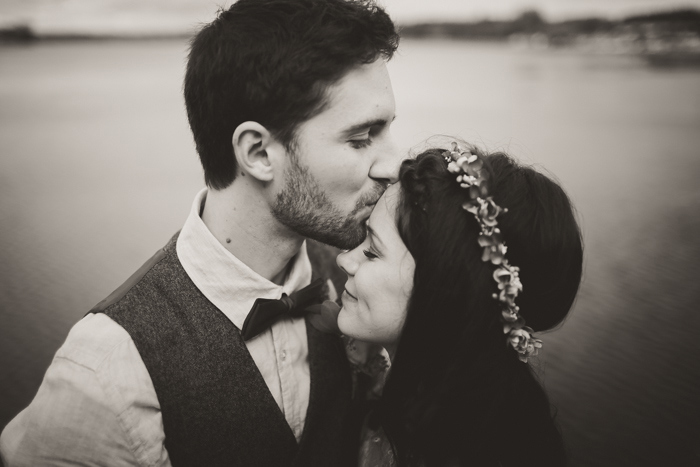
[
  {"xmin": 337, "ymin": 306, "xmax": 351, "ymax": 335},
  {"xmin": 337, "ymin": 306, "xmax": 362, "ymax": 339}
]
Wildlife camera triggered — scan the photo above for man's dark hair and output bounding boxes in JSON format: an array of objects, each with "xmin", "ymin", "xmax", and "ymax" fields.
[{"xmin": 184, "ymin": 0, "xmax": 399, "ymax": 189}]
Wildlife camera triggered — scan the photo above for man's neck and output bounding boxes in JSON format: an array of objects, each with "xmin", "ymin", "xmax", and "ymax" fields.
[{"xmin": 201, "ymin": 184, "xmax": 304, "ymax": 285}]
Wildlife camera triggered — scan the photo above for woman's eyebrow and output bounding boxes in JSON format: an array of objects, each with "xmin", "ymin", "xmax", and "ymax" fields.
[{"xmin": 367, "ymin": 224, "xmax": 385, "ymax": 250}]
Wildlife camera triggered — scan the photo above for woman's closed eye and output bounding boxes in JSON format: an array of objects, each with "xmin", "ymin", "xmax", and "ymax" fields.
[{"xmin": 363, "ymin": 248, "xmax": 379, "ymax": 259}]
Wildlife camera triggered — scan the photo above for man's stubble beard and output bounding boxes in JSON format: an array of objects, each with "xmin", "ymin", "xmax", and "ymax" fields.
[{"xmin": 271, "ymin": 156, "xmax": 385, "ymax": 250}]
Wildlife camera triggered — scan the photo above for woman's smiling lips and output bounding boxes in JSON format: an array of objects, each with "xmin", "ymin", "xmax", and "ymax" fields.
[{"xmin": 343, "ymin": 289, "xmax": 358, "ymax": 301}]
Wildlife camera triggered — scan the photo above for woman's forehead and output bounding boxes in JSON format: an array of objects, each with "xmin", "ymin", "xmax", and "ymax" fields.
[{"xmin": 368, "ymin": 183, "xmax": 402, "ymax": 239}]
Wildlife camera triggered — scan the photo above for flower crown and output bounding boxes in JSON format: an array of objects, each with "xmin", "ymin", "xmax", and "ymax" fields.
[{"xmin": 443, "ymin": 142, "xmax": 542, "ymax": 363}]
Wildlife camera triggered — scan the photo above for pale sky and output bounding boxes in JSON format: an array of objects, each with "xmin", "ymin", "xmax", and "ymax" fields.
[{"xmin": 1, "ymin": 0, "xmax": 699, "ymax": 33}]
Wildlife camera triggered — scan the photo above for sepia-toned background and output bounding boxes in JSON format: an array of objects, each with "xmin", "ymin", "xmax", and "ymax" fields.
[{"xmin": 1, "ymin": 1, "xmax": 700, "ymax": 466}]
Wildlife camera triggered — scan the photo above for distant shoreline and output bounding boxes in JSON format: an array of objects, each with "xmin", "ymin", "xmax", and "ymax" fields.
[
  {"xmin": 0, "ymin": 25, "xmax": 191, "ymax": 43},
  {"xmin": 398, "ymin": 8, "xmax": 700, "ymax": 56},
  {"xmin": 2, "ymin": 7, "xmax": 699, "ymax": 60}
]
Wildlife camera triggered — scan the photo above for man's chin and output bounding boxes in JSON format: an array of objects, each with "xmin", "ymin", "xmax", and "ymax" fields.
[
  {"xmin": 277, "ymin": 202, "xmax": 371, "ymax": 250},
  {"xmin": 305, "ymin": 219, "xmax": 366, "ymax": 250},
  {"xmin": 311, "ymin": 230, "xmax": 365, "ymax": 250}
]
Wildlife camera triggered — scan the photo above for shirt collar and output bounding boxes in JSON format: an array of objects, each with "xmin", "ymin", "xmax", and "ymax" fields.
[{"xmin": 176, "ymin": 188, "xmax": 313, "ymax": 329}]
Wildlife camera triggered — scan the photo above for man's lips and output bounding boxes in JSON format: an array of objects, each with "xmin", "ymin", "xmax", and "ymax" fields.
[
  {"xmin": 363, "ymin": 186, "xmax": 384, "ymax": 208},
  {"xmin": 360, "ymin": 198, "xmax": 379, "ymax": 215},
  {"xmin": 357, "ymin": 201, "xmax": 377, "ymax": 221},
  {"xmin": 367, "ymin": 192, "xmax": 384, "ymax": 206},
  {"xmin": 361, "ymin": 200, "xmax": 378, "ymax": 211}
]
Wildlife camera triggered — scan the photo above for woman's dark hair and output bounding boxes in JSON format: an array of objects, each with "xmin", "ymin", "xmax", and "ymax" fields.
[
  {"xmin": 184, "ymin": 0, "xmax": 399, "ymax": 189},
  {"xmin": 377, "ymin": 146, "xmax": 583, "ymax": 466}
]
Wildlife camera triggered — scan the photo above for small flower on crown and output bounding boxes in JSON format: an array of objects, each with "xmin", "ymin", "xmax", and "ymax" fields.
[{"xmin": 443, "ymin": 142, "xmax": 541, "ymax": 363}]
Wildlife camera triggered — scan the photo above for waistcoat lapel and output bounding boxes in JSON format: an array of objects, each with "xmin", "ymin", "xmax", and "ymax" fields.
[{"xmin": 291, "ymin": 320, "xmax": 355, "ymax": 466}]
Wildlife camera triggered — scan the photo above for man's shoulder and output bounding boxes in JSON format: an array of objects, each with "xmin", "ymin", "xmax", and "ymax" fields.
[
  {"xmin": 54, "ymin": 313, "xmax": 161, "ymax": 428},
  {"xmin": 90, "ymin": 238, "xmax": 175, "ymax": 315},
  {"xmin": 56, "ymin": 313, "xmax": 137, "ymax": 371},
  {"xmin": 0, "ymin": 314, "xmax": 166, "ymax": 466}
]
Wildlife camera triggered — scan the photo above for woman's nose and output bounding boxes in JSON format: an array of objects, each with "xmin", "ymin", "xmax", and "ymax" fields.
[{"xmin": 336, "ymin": 249, "xmax": 357, "ymax": 277}]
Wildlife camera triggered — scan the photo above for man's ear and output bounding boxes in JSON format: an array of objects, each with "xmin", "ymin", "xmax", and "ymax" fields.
[{"xmin": 232, "ymin": 122, "xmax": 281, "ymax": 182}]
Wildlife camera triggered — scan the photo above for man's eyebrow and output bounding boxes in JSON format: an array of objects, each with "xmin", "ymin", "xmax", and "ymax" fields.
[
  {"xmin": 343, "ymin": 116, "xmax": 396, "ymax": 135},
  {"xmin": 367, "ymin": 224, "xmax": 385, "ymax": 250}
]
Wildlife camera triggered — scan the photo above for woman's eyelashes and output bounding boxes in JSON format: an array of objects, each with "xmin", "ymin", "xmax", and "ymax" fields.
[
  {"xmin": 362, "ymin": 239, "xmax": 380, "ymax": 259},
  {"xmin": 362, "ymin": 248, "xmax": 378, "ymax": 259}
]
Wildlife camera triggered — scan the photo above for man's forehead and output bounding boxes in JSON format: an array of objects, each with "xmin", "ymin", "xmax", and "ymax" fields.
[{"xmin": 318, "ymin": 61, "xmax": 396, "ymax": 124}]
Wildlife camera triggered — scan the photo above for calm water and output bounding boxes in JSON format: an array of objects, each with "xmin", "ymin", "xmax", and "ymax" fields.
[{"xmin": 1, "ymin": 39, "xmax": 699, "ymax": 466}]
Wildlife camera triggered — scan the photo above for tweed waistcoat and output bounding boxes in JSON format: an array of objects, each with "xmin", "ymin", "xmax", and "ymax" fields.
[{"xmin": 90, "ymin": 234, "xmax": 354, "ymax": 467}]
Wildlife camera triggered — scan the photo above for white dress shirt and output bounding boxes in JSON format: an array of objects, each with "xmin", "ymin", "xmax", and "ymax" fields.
[{"xmin": 0, "ymin": 188, "xmax": 322, "ymax": 466}]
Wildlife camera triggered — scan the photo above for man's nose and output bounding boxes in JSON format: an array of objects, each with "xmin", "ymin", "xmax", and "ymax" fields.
[{"xmin": 369, "ymin": 134, "xmax": 403, "ymax": 185}]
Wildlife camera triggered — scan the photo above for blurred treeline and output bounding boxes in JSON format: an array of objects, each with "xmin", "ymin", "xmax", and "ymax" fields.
[{"xmin": 400, "ymin": 8, "xmax": 700, "ymax": 48}]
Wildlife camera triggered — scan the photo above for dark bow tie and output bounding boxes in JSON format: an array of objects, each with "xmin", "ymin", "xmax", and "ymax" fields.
[{"xmin": 240, "ymin": 278, "xmax": 327, "ymax": 341}]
